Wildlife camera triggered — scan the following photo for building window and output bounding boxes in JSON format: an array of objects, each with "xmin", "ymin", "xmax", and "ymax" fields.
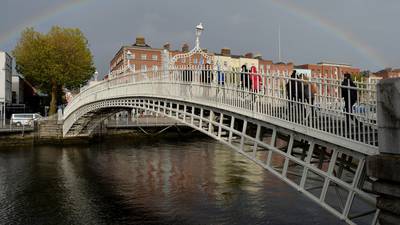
[
  {"xmin": 152, "ymin": 55, "xmax": 158, "ymax": 61},
  {"xmin": 141, "ymin": 54, "xmax": 147, "ymax": 60},
  {"xmin": 12, "ymin": 91, "xmax": 16, "ymax": 104},
  {"xmin": 193, "ymin": 58, "xmax": 198, "ymax": 64},
  {"xmin": 126, "ymin": 52, "xmax": 135, "ymax": 60},
  {"xmin": 141, "ymin": 65, "xmax": 147, "ymax": 72},
  {"xmin": 152, "ymin": 65, "xmax": 158, "ymax": 71}
]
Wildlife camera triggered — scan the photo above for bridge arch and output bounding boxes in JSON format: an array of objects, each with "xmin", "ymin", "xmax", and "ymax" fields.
[
  {"xmin": 64, "ymin": 95, "xmax": 378, "ymax": 225},
  {"xmin": 63, "ymin": 23, "xmax": 379, "ymax": 224}
]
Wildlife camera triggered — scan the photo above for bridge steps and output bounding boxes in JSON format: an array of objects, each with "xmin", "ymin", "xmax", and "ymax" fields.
[{"xmin": 37, "ymin": 120, "xmax": 62, "ymax": 139}]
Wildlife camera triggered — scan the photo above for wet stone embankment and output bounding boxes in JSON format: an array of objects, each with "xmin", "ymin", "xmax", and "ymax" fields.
[{"xmin": 0, "ymin": 119, "xmax": 199, "ymax": 148}]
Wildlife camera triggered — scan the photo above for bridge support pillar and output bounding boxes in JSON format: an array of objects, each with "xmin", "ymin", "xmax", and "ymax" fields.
[{"xmin": 367, "ymin": 78, "xmax": 400, "ymax": 225}]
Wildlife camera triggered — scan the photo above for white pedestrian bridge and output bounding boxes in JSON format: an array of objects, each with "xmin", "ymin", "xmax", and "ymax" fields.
[
  {"xmin": 63, "ymin": 67, "xmax": 379, "ymax": 225},
  {"xmin": 62, "ymin": 22, "xmax": 379, "ymax": 225}
]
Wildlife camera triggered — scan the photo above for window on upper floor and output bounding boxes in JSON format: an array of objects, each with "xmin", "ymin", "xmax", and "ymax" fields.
[
  {"xmin": 141, "ymin": 54, "xmax": 147, "ymax": 60},
  {"xmin": 152, "ymin": 55, "xmax": 158, "ymax": 61},
  {"xmin": 152, "ymin": 65, "xmax": 158, "ymax": 71},
  {"xmin": 141, "ymin": 64, "xmax": 147, "ymax": 72},
  {"xmin": 126, "ymin": 51, "xmax": 135, "ymax": 60}
]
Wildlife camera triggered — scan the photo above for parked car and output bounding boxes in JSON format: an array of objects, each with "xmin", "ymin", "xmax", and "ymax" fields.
[{"xmin": 11, "ymin": 113, "xmax": 42, "ymax": 127}]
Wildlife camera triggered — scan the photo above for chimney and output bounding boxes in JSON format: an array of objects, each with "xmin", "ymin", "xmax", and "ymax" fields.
[
  {"xmin": 221, "ymin": 48, "xmax": 231, "ymax": 57},
  {"xmin": 135, "ymin": 36, "xmax": 146, "ymax": 46},
  {"xmin": 182, "ymin": 43, "xmax": 189, "ymax": 52},
  {"xmin": 254, "ymin": 53, "xmax": 262, "ymax": 60},
  {"xmin": 163, "ymin": 42, "xmax": 170, "ymax": 50},
  {"xmin": 245, "ymin": 52, "xmax": 253, "ymax": 58}
]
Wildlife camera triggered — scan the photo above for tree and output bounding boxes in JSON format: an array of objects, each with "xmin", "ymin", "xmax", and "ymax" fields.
[
  {"xmin": 351, "ymin": 72, "xmax": 364, "ymax": 82},
  {"xmin": 13, "ymin": 26, "xmax": 95, "ymax": 115}
]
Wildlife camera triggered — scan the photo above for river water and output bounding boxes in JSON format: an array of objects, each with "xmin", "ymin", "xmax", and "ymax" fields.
[{"xmin": 0, "ymin": 136, "xmax": 344, "ymax": 225}]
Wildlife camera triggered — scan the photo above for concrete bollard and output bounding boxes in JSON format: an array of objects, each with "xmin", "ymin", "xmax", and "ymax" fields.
[{"xmin": 367, "ymin": 77, "xmax": 400, "ymax": 225}]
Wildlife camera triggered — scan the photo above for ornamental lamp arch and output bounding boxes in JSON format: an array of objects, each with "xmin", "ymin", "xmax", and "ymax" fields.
[{"xmin": 167, "ymin": 23, "xmax": 214, "ymax": 70}]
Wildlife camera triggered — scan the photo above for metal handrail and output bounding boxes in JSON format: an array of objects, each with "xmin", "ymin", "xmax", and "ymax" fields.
[{"xmin": 64, "ymin": 67, "xmax": 378, "ymax": 153}]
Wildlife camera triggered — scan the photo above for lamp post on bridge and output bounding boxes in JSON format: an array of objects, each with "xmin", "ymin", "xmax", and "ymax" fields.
[
  {"xmin": 195, "ymin": 23, "xmax": 204, "ymax": 50},
  {"xmin": 168, "ymin": 23, "xmax": 212, "ymax": 68},
  {"xmin": 94, "ymin": 71, "xmax": 99, "ymax": 82}
]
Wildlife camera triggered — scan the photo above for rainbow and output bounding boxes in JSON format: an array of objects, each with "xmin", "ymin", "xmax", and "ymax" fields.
[
  {"xmin": 0, "ymin": 0, "xmax": 92, "ymax": 47},
  {"xmin": 0, "ymin": 0, "xmax": 386, "ymax": 68},
  {"xmin": 270, "ymin": 0, "xmax": 387, "ymax": 68}
]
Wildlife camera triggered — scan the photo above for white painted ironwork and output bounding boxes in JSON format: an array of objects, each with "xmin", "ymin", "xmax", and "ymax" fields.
[
  {"xmin": 64, "ymin": 96, "xmax": 379, "ymax": 225},
  {"xmin": 168, "ymin": 23, "xmax": 213, "ymax": 67},
  {"xmin": 62, "ymin": 67, "xmax": 381, "ymax": 223},
  {"xmin": 64, "ymin": 68, "xmax": 378, "ymax": 154},
  {"xmin": 62, "ymin": 24, "xmax": 380, "ymax": 225}
]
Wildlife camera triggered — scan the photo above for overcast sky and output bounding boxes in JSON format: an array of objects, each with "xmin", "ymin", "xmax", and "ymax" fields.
[{"xmin": 1, "ymin": 0, "xmax": 399, "ymax": 76}]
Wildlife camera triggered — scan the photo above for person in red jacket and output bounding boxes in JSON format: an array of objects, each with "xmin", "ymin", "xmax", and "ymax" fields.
[{"xmin": 250, "ymin": 65, "xmax": 261, "ymax": 92}]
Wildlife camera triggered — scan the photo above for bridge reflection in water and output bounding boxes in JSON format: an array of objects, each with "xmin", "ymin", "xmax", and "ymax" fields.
[{"xmin": 0, "ymin": 138, "xmax": 346, "ymax": 225}]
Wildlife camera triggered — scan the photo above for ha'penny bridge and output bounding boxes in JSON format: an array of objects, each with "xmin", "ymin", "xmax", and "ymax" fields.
[{"xmin": 62, "ymin": 24, "xmax": 387, "ymax": 225}]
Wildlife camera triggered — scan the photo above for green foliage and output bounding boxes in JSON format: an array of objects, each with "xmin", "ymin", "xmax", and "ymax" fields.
[
  {"xmin": 351, "ymin": 72, "xmax": 364, "ymax": 82},
  {"xmin": 13, "ymin": 26, "xmax": 95, "ymax": 114},
  {"xmin": 360, "ymin": 70, "xmax": 371, "ymax": 77}
]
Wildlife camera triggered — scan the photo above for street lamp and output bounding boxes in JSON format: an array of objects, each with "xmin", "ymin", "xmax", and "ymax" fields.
[
  {"xmin": 94, "ymin": 70, "xmax": 99, "ymax": 81},
  {"xmin": 126, "ymin": 50, "xmax": 133, "ymax": 71},
  {"xmin": 195, "ymin": 23, "xmax": 203, "ymax": 49}
]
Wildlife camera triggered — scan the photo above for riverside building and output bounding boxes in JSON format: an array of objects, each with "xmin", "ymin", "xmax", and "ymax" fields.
[
  {"xmin": 109, "ymin": 36, "xmax": 294, "ymax": 78},
  {"xmin": 0, "ymin": 51, "xmax": 12, "ymax": 125}
]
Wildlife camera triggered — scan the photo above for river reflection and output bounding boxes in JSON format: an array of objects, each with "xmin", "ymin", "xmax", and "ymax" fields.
[{"xmin": 0, "ymin": 136, "xmax": 344, "ymax": 225}]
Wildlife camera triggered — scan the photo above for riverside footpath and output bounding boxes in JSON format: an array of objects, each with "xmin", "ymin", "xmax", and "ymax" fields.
[{"xmin": 0, "ymin": 116, "xmax": 188, "ymax": 147}]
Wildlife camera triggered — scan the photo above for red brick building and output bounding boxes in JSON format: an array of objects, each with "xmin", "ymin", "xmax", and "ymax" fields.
[
  {"xmin": 258, "ymin": 58, "xmax": 293, "ymax": 75},
  {"xmin": 373, "ymin": 68, "xmax": 400, "ymax": 79},
  {"xmin": 109, "ymin": 37, "xmax": 215, "ymax": 78},
  {"xmin": 296, "ymin": 62, "xmax": 360, "ymax": 79},
  {"xmin": 110, "ymin": 36, "xmax": 162, "ymax": 76}
]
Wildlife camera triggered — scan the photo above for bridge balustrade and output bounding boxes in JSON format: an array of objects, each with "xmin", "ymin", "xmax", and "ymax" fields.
[{"xmin": 64, "ymin": 66, "xmax": 378, "ymax": 154}]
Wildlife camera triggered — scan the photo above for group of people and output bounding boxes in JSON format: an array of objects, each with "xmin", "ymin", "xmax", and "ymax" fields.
[
  {"xmin": 240, "ymin": 64, "xmax": 262, "ymax": 92},
  {"xmin": 183, "ymin": 63, "xmax": 262, "ymax": 91},
  {"xmin": 181, "ymin": 65, "xmax": 358, "ymax": 124},
  {"xmin": 285, "ymin": 69, "xmax": 358, "ymax": 128}
]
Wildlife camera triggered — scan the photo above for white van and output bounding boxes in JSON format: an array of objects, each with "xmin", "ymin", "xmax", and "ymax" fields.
[{"xmin": 11, "ymin": 113, "xmax": 42, "ymax": 126}]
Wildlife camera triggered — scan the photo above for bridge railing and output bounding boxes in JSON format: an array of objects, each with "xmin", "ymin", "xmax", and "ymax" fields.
[{"xmin": 64, "ymin": 66, "xmax": 378, "ymax": 151}]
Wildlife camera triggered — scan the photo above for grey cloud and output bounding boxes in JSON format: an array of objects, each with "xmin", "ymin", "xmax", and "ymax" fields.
[{"xmin": 0, "ymin": 0, "xmax": 399, "ymax": 76}]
